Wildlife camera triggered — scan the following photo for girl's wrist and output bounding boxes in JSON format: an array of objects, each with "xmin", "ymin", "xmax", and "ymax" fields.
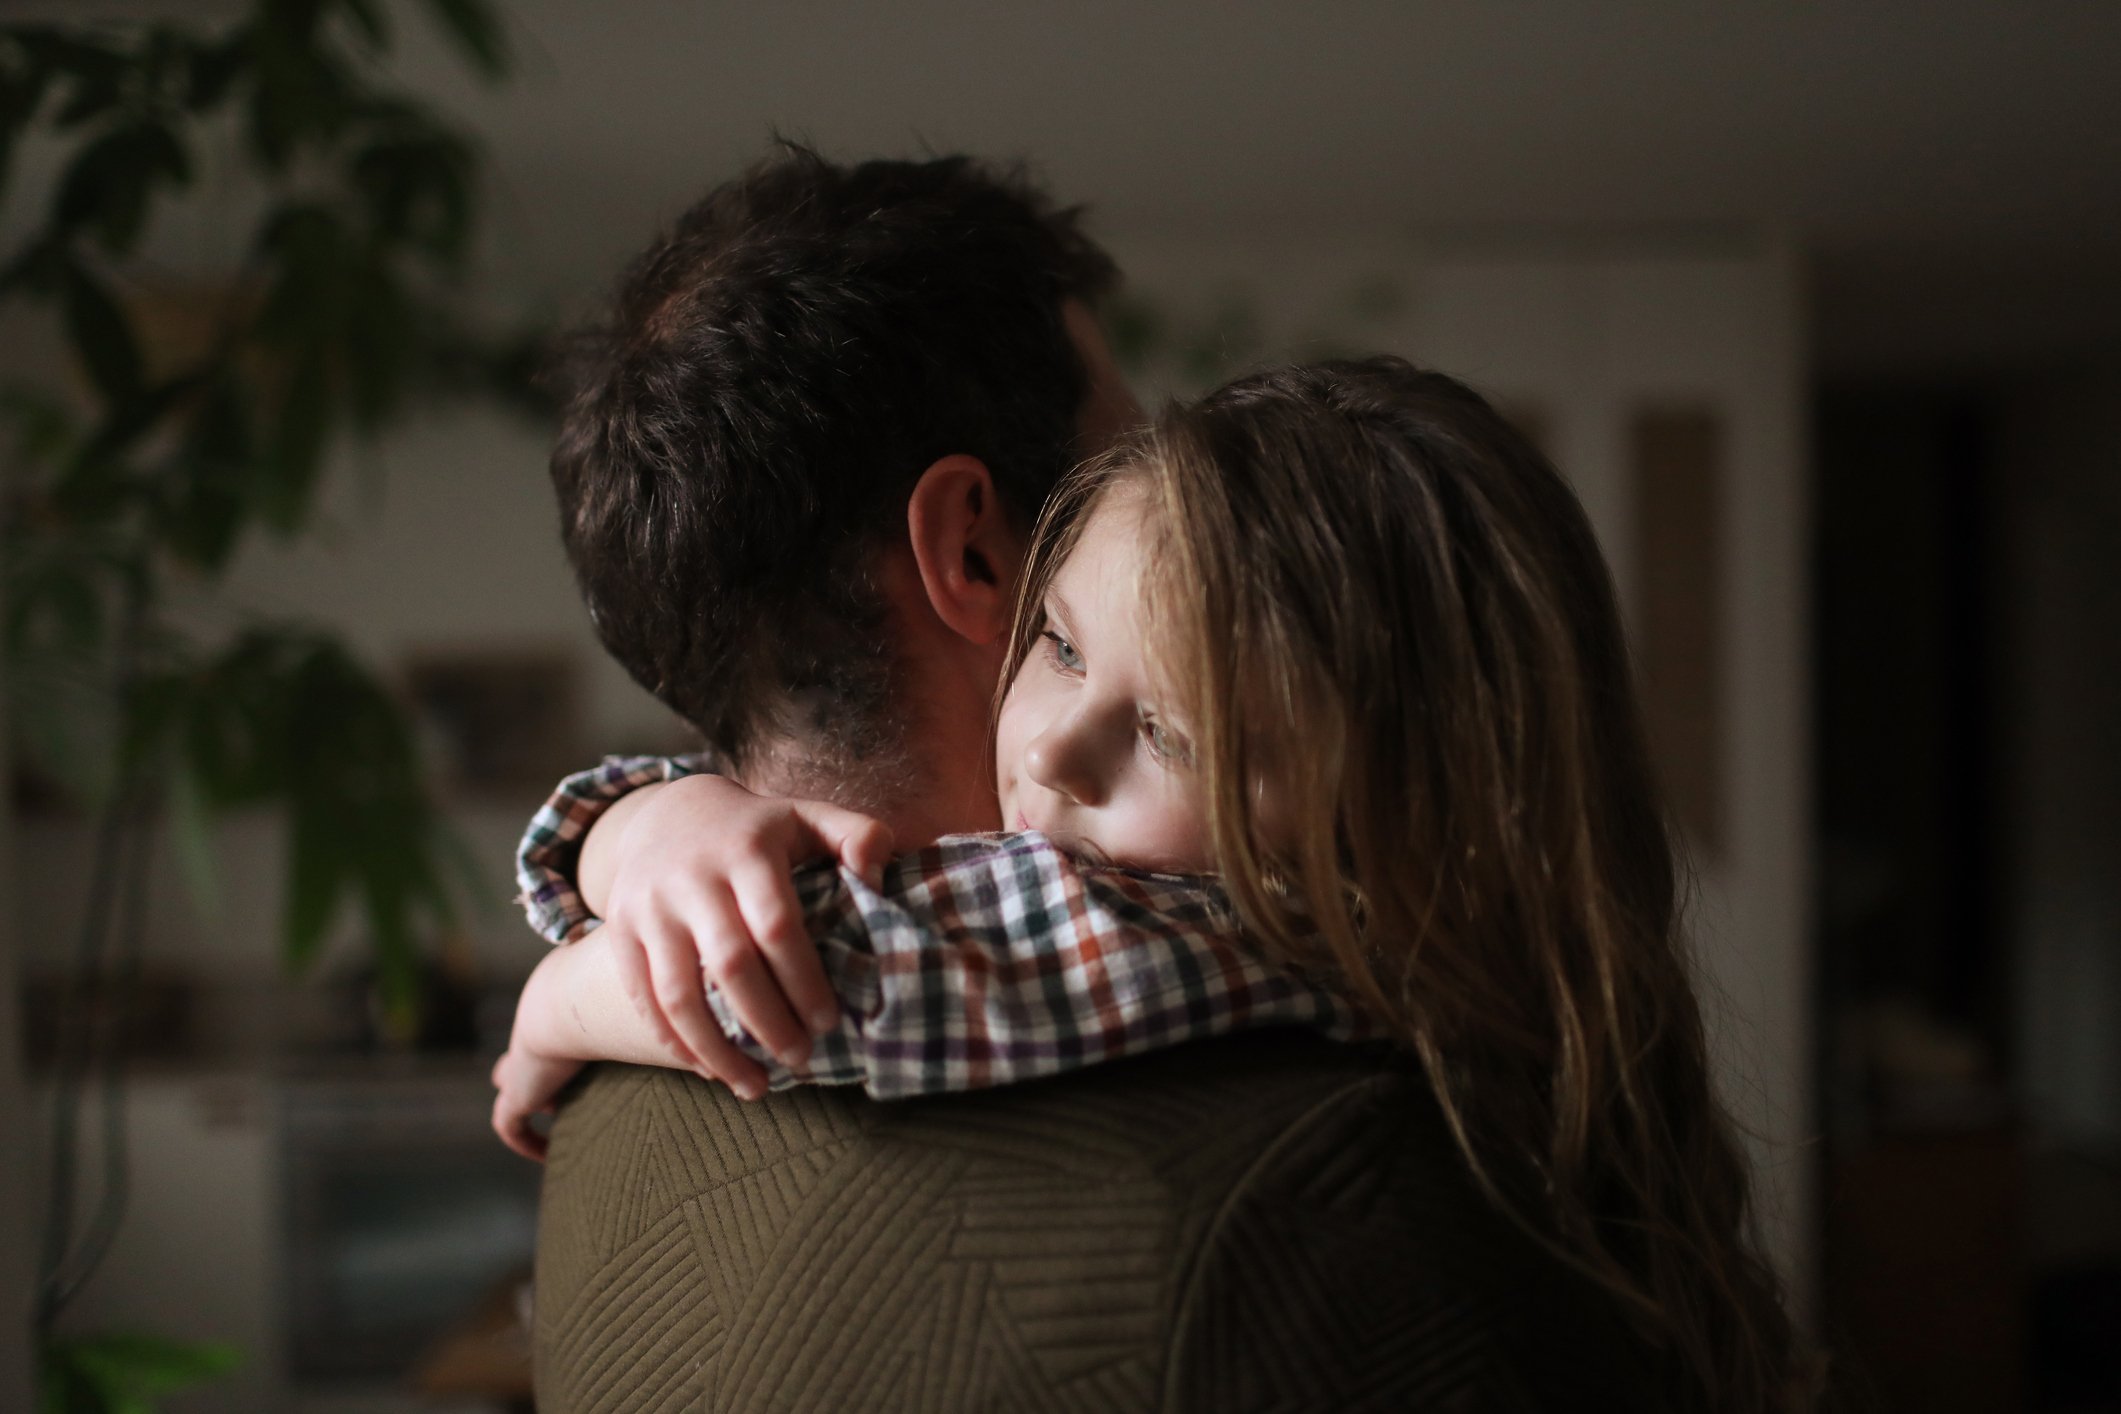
[{"xmin": 510, "ymin": 944, "xmax": 580, "ymax": 1060}]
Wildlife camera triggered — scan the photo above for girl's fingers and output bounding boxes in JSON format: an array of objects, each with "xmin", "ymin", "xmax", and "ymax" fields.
[
  {"xmin": 491, "ymin": 1094, "xmax": 549, "ymax": 1163},
  {"xmin": 641, "ymin": 914, "xmax": 719, "ymax": 1064},
  {"xmin": 791, "ymin": 802, "xmax": 895, "ymax": 890},
  {"xmin": 687, "ymin": 1022, "xmax": 768, "ymax": 1099},
  {"xmin": 613, "ymin": 917, "xmax": 768, "ymax": 1096},
  {"xmin": 641, "ymin": 908, "xmax": 772, "ymax": 1096},
  {"xmin": 593, "ymin": 790, "xmax": 882, "ymax": 1091},
  {"xmin": 728, "ymin": 858, "xmax": 841, "ymax": 1039},
  {"xmin": 603, "ymin": 917, "xmax": 702, "ymax": 1064},
  {"xmin": 692, "ymin": 881, "xmax": 811, "ymax": 1071}
]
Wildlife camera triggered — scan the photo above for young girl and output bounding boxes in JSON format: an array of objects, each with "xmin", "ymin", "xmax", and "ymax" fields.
[{"xmin": 497, "ymin": 356, "xmax": 1813, "ymax": 1410}]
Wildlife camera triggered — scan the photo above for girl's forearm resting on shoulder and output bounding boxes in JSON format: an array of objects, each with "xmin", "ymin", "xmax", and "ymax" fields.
[{"xmin": 513, "ymin": 928, "xmax": 702, "ymax": 1071}]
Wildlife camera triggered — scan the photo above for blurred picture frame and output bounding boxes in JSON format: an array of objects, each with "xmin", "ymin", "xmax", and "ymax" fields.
[{"xmin": 402, "ymin": 647, "xmax": 583, "ymax": 799}]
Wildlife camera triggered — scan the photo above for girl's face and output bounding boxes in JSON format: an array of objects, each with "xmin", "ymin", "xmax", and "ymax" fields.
[{"xmin": 994, "ymin": 485, "xmax": 1213, "ymax": 875}]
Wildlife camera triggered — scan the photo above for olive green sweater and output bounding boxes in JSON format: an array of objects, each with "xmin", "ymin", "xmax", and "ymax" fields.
[{"xmin": 532, "ymin": 1031, "xmax": 1662, "ymax": 1412}]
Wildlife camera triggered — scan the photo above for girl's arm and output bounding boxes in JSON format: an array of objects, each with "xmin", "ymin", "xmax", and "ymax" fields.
[
  {"xmin": 518, "ymin": 766, "xmax": 895, "ymax": 1099},
  {"xmin": 496, "ymin": 771, "xmax": 901, "ymax": 1163},
  {"xmin": 496, "ymin": 777, "xmax": 1368, "ymax": 1155},
  {"xmin": 490, "ymin": 928, "xmax": 714, "ymax": 1161}
]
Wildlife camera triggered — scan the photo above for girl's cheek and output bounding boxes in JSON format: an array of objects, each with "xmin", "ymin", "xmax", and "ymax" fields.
[
  {"xmin": 1137, "ymin": 777, "xmax": 1215, "ymax": 874},
  {"xmin": 992, "ymin": 670, "xmax": 1046, "ymax": 797}
]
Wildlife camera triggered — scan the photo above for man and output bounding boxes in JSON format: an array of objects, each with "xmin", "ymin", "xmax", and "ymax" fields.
[{"xmin": 516, "ymin": 147, "xmax": 1645, "ymax": 1411}]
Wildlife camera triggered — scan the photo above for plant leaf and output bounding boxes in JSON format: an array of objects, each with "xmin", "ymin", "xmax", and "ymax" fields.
[
  {"xmin": 0, "ymin": 235, "xmax": 65, "ymax": 302},
  {"xmin": 184, "ymin": 630, "xmax": 297, "ymax": 803},
  {"xmin": 260, "ymin": 346, "xmax": 332, "ymax": 532},
  {"xmin": 336, "ymin": 0, "xmax": 392, "ymax": 53},
  {"xmin": 184, "ymin": 28, "xmax": 249, "ymax": 111},
  {"xmin": 8, "ymin": 557, "xmax": 105, "ymax": 658},
  {"xmin": 52, "ymin": 118, "xmax": 193, "ymax": 255},
  {"xmin": 419, "ymin": 0, "xmax": 508, "ymax": 79},
  {"xmin": 162, "ymin": 457, "xmax": 250, "ymax": 571},
  {"xmin": 0, "ymin": 379, "xmax": 79, "ymax": 464},
  {"xmin": 343, "ymin": 258, "xmax": 413, "ymax": 426},
  {"xmin": 4, "ymin": 639, "xmax": 120, "ymax": 805},
  {"xmin": 246, "ymin": 17, "xmax": 353, "ymax": 170},
  {"xmin": 164, "ymin": 375, "xmax": 259, "ymax": 570},
  {"xmin": 53, "ymin": 1331, "xmax": 243, "ymax": 1397},
  {"xmin": 283, "ymin": 792, "xmax": 345, "ymax": 966},
  {"xmin": 119, "ymin": 665, "xmax": 189, "ymax": 778},
  {"xmin": 352, "ymin": 128, "xmax": 475, "ymax": 267},
  {"xmin": 15, "ymin": 29, "xmax": 132, "ymax": 130},
  {"xmin": 60, "ymin": 259, "xmax": 142, "ymax": 401},
  {"xmin": 255, "ymin": 202, "xmax": 351, "ymax": 343}
]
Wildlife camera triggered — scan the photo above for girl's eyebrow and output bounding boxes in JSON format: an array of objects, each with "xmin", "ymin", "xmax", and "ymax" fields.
[{"xmin": 1045, "ymin": 590, "xmax": 1082, "ymax": 643}]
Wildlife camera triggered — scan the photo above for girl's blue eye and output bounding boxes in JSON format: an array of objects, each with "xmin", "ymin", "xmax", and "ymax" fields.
[
  {"xmin": 1042, "ymin": 630, "xmax": 1083, "ymax": 672},
  {"xmin": 1143, "ymin": 719, "xmax": 1191, "ymax": 765}
]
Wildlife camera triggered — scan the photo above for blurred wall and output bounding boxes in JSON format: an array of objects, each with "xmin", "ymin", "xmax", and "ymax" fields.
[
  {"xmin": 1999, "ymin": 360, "xmax": 2121, "ymax": 1150},
  {"xmin": 1, "ymin": 699, "xmax": 34, "ymax": 1414}
]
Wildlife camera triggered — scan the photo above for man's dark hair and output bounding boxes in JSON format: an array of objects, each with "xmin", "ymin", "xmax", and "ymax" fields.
[{"xmin": 549, "ymin": 145, "xmax": 1119, "ymax": 772}]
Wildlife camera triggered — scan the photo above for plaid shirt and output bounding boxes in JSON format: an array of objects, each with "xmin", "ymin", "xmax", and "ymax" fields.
[{"xmin": 515, "ymin": 756, "xmax": 1370, "ymax": 1099}]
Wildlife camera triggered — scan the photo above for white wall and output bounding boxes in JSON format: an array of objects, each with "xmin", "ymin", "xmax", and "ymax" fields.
[{"xmin": 1998, "ymin": 360, "xmax": 2121, "ymax": 1151}]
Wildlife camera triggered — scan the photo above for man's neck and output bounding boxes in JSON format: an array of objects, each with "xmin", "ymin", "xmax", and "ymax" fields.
[{"xmin": 732, "ymin": 739, "xmax": 999, "ymax": 849}]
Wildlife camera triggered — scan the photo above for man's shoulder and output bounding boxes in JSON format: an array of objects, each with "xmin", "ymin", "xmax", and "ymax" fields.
[
  {"xmin": 537, "ymin": 1035, "xmax": 1432, "ymax": 1411},
  {"xmin": 540, "ymin": 1032, "xmax": 1431, "ymax": 1282},
  {"xmin": 555, "ymin": 1030, "xmax": 1404, "ymax": 1177},
  {"xmin": 535, "ymin": 1041, "xmax": 1656, "ymax": 1412}
]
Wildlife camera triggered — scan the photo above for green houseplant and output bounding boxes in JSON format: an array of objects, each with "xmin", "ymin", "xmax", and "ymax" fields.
[{"xmin": 1, "ymin": 1, "xmax": 537, "ymax": 1404}]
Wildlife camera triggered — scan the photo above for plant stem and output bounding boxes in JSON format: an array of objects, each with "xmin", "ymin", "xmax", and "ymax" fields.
[
  {"xmin": 44, "ymin": 791, "xmax": 152, "ymax": 1319},
  {"xmin": 34, "ymin": 777, "xmax": 133, "ymax": 1335},
  {"xmin": 34, "ymin": 586, "xmax": 149, "ymax": 1334}
]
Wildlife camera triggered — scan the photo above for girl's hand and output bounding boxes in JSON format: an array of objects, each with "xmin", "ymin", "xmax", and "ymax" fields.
[
  {"xmin": 594, "ymin": 773, "xmax": 894, "ymax": 1098},
  {"xmin": 491, "ymin": 1047, "xmax": 585, "ymax": 1163}
]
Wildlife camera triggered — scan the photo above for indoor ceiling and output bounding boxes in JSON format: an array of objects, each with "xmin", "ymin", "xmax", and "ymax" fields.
[{"xmin": 26, "ymin": 1, "xmax": 2121, "ymax": 378}]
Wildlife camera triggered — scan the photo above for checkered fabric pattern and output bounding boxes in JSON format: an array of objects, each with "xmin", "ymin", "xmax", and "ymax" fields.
[
  {"xmin": 515, "ymin": 757, "xmax": 1371, "ymax": 1100},
  {"xmin": 515, "ymin": 753, "xmax": 716, "ymax": 945}
]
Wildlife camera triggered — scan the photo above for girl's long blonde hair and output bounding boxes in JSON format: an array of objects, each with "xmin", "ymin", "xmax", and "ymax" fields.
[{"xmin": 1005, "ymin": 357, "xmax": 1815, "ymax": 1412}]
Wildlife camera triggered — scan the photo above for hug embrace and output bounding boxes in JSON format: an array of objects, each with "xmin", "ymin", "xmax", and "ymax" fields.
[{"xmin": 492, "ymin": 147, "xmax": 1819, "ymax": 1411}]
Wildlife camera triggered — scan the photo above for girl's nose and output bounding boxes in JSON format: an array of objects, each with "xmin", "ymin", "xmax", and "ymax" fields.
[{"xmin": 1024, "ymin": 712, "xmax": 1109, "ymax": 807}]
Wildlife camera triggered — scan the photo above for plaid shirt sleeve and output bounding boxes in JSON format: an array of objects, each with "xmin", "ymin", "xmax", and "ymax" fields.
[
  {"xmin": 514, "ymin": 754, "xmax": 713, "ymax": 944},
  {"xmin": 701, "ymin": 831, "xmax": 1375, "ymax": 1101}
]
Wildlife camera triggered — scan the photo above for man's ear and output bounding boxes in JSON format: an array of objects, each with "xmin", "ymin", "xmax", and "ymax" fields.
[{"xmin": 905, "ymin": 455, "xmax": 1022, "ymax": 646}]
